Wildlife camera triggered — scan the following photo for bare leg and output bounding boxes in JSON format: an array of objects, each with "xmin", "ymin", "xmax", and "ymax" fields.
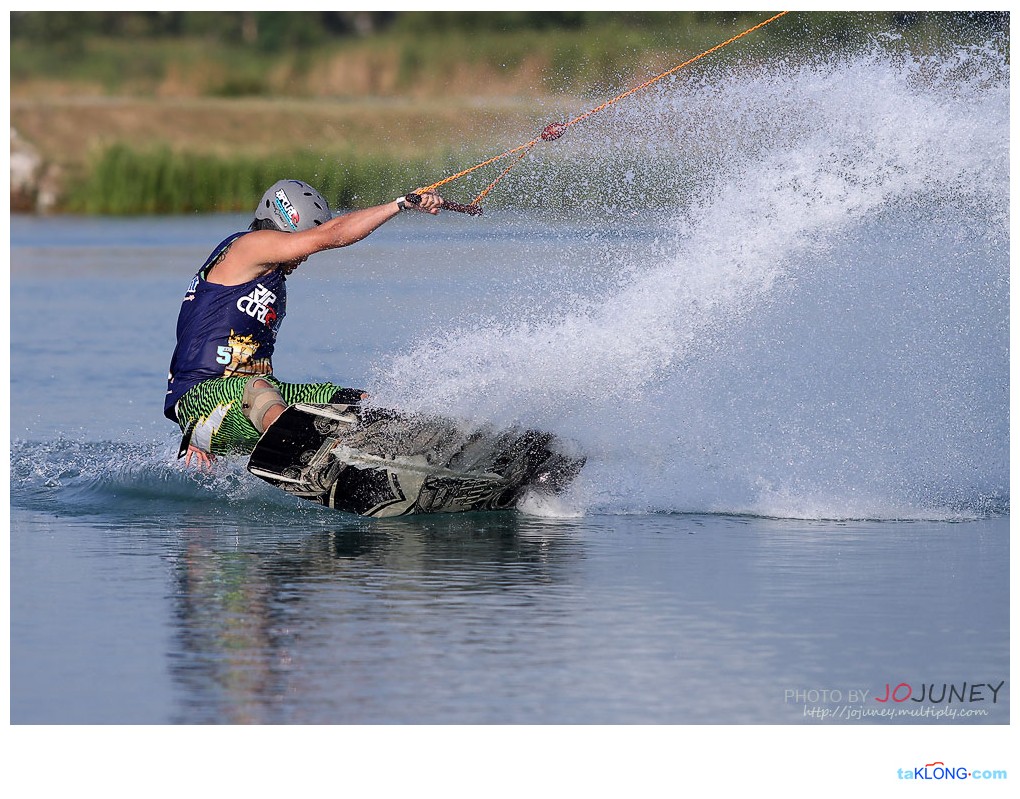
[{"xmin": 261, "ymin": 402, "xmax": 286, "ymax": 430}]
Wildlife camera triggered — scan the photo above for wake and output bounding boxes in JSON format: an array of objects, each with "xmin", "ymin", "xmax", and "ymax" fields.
[{"xmin": 367, "ymin": 38, "xmax": 1009, "ymax": 520}]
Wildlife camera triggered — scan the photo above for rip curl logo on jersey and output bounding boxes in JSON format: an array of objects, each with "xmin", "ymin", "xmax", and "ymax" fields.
[
  {"xmin": 237, "ymin": 283, "xmax": 278, "ymax": 326},
  {"xmin": 273, "ymin": 188, "xmax": 300, "ymax": 230}
]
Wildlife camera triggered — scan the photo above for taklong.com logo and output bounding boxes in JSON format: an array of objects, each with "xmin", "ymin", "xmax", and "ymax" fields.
[{"xmin": 896, "ymin": 762, "xmax": 1007, "ymax": 781}]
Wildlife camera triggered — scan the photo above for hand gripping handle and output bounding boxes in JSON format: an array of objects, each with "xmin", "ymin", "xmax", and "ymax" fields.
[{"xmin": 402, "ymin": 192, "xmax": 483, "ymax": 216}]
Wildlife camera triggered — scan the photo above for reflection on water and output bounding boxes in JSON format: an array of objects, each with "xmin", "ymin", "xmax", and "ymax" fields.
[
  {"xmin": 148, "ymin": 508, "xmax": 1009, "ymax": 725},
  {"xmin": 166, "ymin": 512, "xmax": 588, "ymax": 724}
]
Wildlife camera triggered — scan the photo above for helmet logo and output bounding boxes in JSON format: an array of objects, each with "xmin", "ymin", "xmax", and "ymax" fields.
[{"xmin": 273, "ymin": 188, "xmax": 301, "ymax": 230}]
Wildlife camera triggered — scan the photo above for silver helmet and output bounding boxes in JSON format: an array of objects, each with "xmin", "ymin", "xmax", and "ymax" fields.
[{"xmin": 254, "ymin": 180, "xmax": 332, "ymax": 232}]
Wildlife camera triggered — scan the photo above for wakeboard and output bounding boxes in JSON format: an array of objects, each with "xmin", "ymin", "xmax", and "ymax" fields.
[{"xmin": 246, "ymin": 403, "xmax": 585, "ymax": 518}]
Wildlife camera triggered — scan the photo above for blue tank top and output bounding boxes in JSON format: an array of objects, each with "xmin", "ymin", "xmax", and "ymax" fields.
[{"xmin": 164, "ymin": 232, "xmax": 287, "ymax": 419}]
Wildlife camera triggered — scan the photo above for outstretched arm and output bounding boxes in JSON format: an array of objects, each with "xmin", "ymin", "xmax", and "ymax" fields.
[
  {"xmin": 210, "ymin": 192, "xmax": 445, "ymax": 285},
  {"xmin": 316, "ymin": 192, "xmax": 444, "ymax": 249}
]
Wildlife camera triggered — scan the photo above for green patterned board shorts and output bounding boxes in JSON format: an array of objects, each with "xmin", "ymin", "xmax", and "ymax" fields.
[{"xmin": 174, "ymin": 376, "xmax": 363, "ymax": 456}]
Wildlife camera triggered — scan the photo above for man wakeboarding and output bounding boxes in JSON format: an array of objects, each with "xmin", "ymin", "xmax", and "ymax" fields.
[{"xmin": 164, "ymin": 180, "xmax": 445, "ymax": 468}]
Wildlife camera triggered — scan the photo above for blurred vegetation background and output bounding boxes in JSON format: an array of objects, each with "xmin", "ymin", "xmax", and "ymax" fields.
[{"xmin": 10, "ymin": 10, "xmax": 1008, "ymax": 214}]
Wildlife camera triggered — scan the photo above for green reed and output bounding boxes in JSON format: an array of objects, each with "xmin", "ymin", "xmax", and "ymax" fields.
[{"xmin": 67, "ymin": 144, "xmax": 466, "ymax": 215}]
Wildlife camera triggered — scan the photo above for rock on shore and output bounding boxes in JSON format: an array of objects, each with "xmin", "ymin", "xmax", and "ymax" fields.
[{"xmin": 11, "ymin": 127, "xmax": 60, "ymax": 213}]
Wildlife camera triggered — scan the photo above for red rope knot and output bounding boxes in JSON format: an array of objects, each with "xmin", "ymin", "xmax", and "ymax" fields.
[{"xmin": 541, "ymin": 123, "xmax": 567, "ymax": 142}]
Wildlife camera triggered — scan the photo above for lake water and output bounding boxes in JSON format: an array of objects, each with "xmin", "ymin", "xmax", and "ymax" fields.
[{"xmin": 7, "ymin": 39, "xmax": 1012, "ymax": 793}]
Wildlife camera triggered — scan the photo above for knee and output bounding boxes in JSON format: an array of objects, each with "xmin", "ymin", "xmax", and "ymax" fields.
[{"xmin": 242, "ymin": 377, "xmax": 287, "ymax": 433}]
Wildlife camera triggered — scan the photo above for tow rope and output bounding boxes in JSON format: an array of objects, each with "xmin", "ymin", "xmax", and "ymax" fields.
[{"xmin": 407, "ymin": 10, "xmax": 790, "ymax": 215}]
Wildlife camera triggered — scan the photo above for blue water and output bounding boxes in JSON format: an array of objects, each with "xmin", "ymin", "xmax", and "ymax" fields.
[{"xmin": 6, "ymin": 36, "xmax": 1011, "ymax": 785}]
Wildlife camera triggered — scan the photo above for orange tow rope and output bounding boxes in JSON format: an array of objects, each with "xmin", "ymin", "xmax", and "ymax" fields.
[{"xmin": 417, "ymin": 11, "xmax": 790, "ymax": 213}]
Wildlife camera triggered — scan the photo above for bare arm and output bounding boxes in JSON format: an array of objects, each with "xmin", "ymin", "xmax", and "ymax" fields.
[{"xmin": 209, "ymin": 192, "xmax": 444, "ymax": 285}]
